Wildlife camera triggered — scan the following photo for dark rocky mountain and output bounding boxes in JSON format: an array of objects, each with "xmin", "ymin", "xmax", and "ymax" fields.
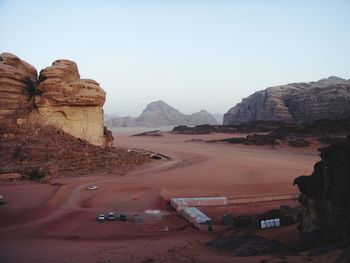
[
  {"xmin": 172, "ymin": 119, "xmax": 350, "ymax": 147},
  {"xmin": 106, "ymin": 100, "xmax": 218, "ymax": 127},
  {"xmin": 224, "ymin": 76, "xmax": 350, "ymax": 125},
  {"xmin": 294, "ymin": 136, "xmax": 350, "ymax": 249}
]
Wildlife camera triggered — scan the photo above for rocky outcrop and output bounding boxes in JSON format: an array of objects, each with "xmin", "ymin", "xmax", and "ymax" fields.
[
  {"xmin": 0, "ymin": 53, "xmax": 38, "ymax": 140},
  {"xmin": 0, "ymin": 124, "xmax": 150, "ymax": 178},
  {"xmin": 174, "ymin": 119, "xmax": 350, "ymax": 148},
  {"xmin": 106, "ymin": 100, "xmax": 219, "ymax": 127},
  {"xmin": 0, "ymin": 53, "xmax": 150, "ymax": 177},
  {"xmin": 224, "ymin": 77, "xmax": 350, "ymax": 125},
  {"xmin": 172, "ymin": 121, "xmax": 282, "ymax": 135},
  {"xmin": 0, "ymin": 53, "xmax": 111, "ymax": 147},
  {"xmin": 294, "ymin": 136, "xmax": 350, "ymax": 244}
]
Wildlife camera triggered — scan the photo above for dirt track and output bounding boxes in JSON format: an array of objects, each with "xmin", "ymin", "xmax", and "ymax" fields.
[{"xmin": 1, "ymin": 131, "xmax": 339, "ymax": 263}]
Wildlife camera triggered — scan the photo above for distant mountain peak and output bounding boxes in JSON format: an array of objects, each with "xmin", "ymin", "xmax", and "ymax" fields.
[
  {"xmin": 106, "ymin": 100, "xmax": 218, "ymax": 127},
  {"xmin": 143, "ymin": 100, "xmax": 177, "ymax": 112},
  {"xmin": 327, "ymin": 76, "xmax": 345, "ymax": 81}
]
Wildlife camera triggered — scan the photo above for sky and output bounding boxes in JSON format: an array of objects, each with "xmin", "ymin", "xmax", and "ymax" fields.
[{"xmin": 1, "ymin": 0, "xmax": 350, "ymax": 116}]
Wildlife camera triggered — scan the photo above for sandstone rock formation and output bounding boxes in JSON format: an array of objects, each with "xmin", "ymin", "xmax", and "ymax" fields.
[
  {"xmin": 224, "ymin": 77, "xmax": 350, "ymax": 125},
  {"xmin": 0, "ymin": 53, "xmax": 111, "ymax": 147},
  {"xmin": 293, "ymin": 136, "xmax": 350, "ymax": 244},
  {"xmin": 0, "ymin": 53, "xmax": 38, "ymax": 140},
  {"xmin": 0, "ymin": 53, "xmax": 150, "ymax": 178},
  {"xmin": 106, "ymin": 100, "xmax": 219, "ymax": 127},
  {"xmin": 33, "ymin": 59, "xmax": 109, "ymax": 146}
]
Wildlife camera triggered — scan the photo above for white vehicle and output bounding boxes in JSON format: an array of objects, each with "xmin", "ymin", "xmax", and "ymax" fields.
[
  {"xmin": 98, "ymin": 214, "xmax": 105, "ymax": 222},
  {"xmin": 87, "ymin": 185, "xmax": 98, "ymax": 190}
]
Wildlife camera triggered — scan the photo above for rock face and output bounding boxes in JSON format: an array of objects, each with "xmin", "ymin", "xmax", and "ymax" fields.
[
  {"xmin": 0, "ymin": 53, "xmax": 38, "ymax": 139},
  {"xmin": 106, "ymin": 100, "xmax": 218, "ymax": 127},
  {"xmin": 293, "ymin": 136, "xmax": 350, "ymax": 244},
  {"xmin": 224, "ymin": 77, "xmax": 350, "ymax": 125},
  {"xmin": 0, "ymin": 53, "xmax": 111, "ymax": 147},
  {"xmin": 0, "ymin": 53, "xmax": 150, "ymax": 177}
]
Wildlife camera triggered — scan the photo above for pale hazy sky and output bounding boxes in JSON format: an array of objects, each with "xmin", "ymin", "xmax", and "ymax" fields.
[{"xmin": 1, "ymin": 0, "xmax": 350, "ymax": 116}]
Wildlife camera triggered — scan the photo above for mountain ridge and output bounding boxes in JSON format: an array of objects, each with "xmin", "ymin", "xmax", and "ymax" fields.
[
  {"xmin": 224, "ymin": 76, "xmax": 350, "ymax": 125},
  {"xmin": 106, "ymin": 100, "xmax": 218, "ymax": 127}
]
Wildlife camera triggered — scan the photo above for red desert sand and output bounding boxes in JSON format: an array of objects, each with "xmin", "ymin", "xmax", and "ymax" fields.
[{"xmin": 0, "ymin": 130, "xmax": 340, "ymax": 262}]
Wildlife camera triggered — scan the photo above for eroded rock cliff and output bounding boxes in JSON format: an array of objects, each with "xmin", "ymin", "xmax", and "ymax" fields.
[
  {"xmin": 0, "ymin": 53, "xmax": 150, "ymax": 178},
  {"xmin": 224, "ymin": 77, "xmax": 350, "ymax": 125},
  {"xmin": 0, "ymin": 53, "xmax": 111, "ymax": 147},
  {"xmin": 0, "ymin": 53, "xmax": 38, "ymax": 140}
]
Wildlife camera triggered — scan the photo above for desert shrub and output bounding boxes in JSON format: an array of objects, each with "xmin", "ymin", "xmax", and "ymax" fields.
[{"xmin": 25, "ymin": 167, "xmax": 50, "ymax": 181}]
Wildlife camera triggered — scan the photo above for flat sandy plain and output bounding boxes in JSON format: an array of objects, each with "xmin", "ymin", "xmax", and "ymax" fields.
[{"xmin": 0, "ymin": 128, "xmax": 340, "ymax": 262}]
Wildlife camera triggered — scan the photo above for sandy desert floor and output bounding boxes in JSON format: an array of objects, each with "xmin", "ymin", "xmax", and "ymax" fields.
[{"xmin": 0, "ymin": 129, "xmax": 341, "ymax": 263}]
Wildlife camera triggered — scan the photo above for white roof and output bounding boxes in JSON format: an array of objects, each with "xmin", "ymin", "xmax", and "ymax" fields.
[
  {"xmin": 182, "ymin": 207, "xmax": 211, "ymax": 223},
  {"xmin": 171, "ymin": 197, "xmax": 227, "ymax": 204}
]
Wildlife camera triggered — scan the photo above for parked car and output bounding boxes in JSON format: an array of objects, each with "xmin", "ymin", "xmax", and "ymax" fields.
[
  {"xmin": 97, "ymin": 214, "xmax": 105, "ymax": 222},
  {"xmin": 87, "ymin": 185, "xmax": 98, "ymax": 190},
  {"xmin": 107, "ymin": 212, "xmax": 116, "ymax": 221},
  {"xmin": 119, "ymin": 214, "xmax": 127, "ymax": 222}
]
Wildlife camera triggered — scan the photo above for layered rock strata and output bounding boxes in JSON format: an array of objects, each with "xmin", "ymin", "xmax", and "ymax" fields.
[
  {"xmin": 224, "ymin": 77, "xmax": 350, "ymax": 125},
  {"xmin": 0, "ymin": 53, "xmax": 150, "ymax": 177},
  {"xmin": 0, "ymin": 53, "xmax": 111, "ymax": 147}
]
